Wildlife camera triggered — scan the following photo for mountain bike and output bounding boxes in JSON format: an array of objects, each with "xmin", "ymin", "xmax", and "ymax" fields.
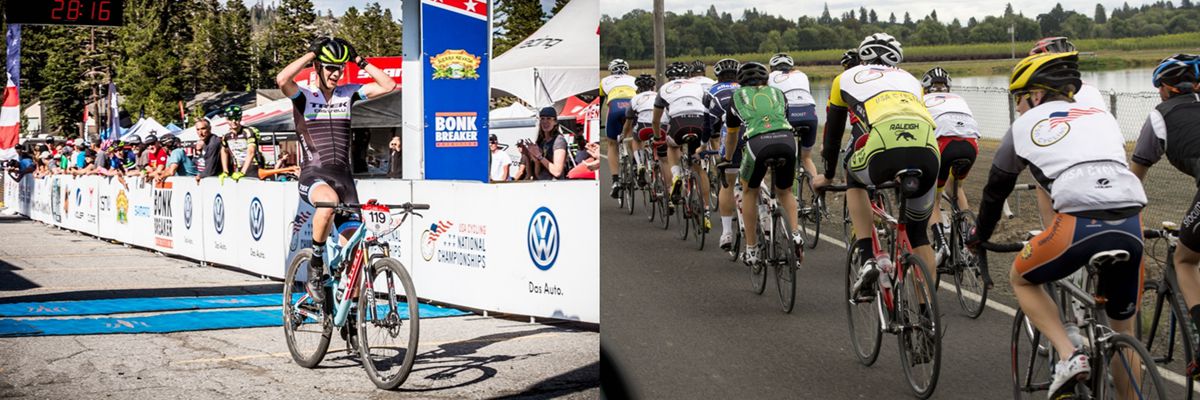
[
  {"xmin": 983, "ymin": 239, "xmax": 1169, "ymax": 400},
  {"xmin": 826, "ymin": 169, "xmax": 942, "ymax": 399},
  {"xmin": 283, "ymin": 201, "xmax": 428, "ymax": 390},
  {"xmin": 674, "ymin": 148, "xmax": 715, "ymax": 250},
  {"xmin": 1140, "ymin": 221, "xmax": 1196, "ymax": 399}
]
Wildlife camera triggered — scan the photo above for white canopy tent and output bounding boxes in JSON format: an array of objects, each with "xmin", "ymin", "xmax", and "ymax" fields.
[
  {"xmin": 490, "ymin": 0, "xmax": 598, "ymax": 107},
  {"xmin": 489, "ymin": 103, "xmax": 535, "ymax": 120},
  {"xmin": 175, "ymin": 98, "xmax": 294, "ymax": 142},
  {"xmin": 118, "ymin": 117, "xmax": 170, "ymax": 142}
]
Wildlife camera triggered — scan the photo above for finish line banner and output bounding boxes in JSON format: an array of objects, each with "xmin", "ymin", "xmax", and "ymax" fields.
[{"xmin": 421, "ymin": 0, "xmax": 490, "ymax": 182}]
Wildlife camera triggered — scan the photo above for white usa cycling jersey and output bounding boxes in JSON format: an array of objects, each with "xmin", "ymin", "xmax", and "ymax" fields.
[
  {"xmin": 923, "ymin": 93, "xmax": 979, "ymax": 138},
  {"xmin": 655, "ymin": 79, "xmax": 709, "ymax": 117},
  {"xmin": 629, "ymin": 91, "xmax": 658, "ymax": 124},
  {"xmin": 600, "ymin": 74, "xmax": 637, "ymax": 101},
  {"xmin": 1074, "ymin": 81, "xmax": 1108, "ymax": 112},
  {"xmin": 688, "ymin": 76, "xmax": 716, "ymax": 92},
  {"xmin": 994, "ymin": 100, "xmax": 1146, "ymax": 213},
  {"xmin": 768, "ymin": 70, "xmax": 816, "ymax": 106}
]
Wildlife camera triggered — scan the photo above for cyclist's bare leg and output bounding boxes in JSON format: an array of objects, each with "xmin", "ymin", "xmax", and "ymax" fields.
[
  {"xmin": 799, "ymin": 147, "xmax": 818, "ymax": 183},
  {"xmin": 955, "ymin": 183, "xmax": 969, "ymax": 211},
  {"xmin": 848, "ymin": 188, "xmax": 874, "ymax": 240},
  {"xmin": 741, "ymin": 179, "xmax": 760, "ymax": 248},
  {"xmin": 310, "ymin": 184, "xmax": 339, "ymax": 245},
  {"xmin": 1010, "ymin": 268, "xmax": 1076, "ymax": 360},
  {"xmin": 775, "ymin": 181, "xmax": 799, "ymax": 235},
  {"xmin": 912, "ymin": 245, "xmax": 935, "ymax": 276},
  {"xmin": 667, "ymin": 145, "xmax": 682, "ymax": 197},
  {"xmin": 692, "ymin": 147, "xmax": 710, "ymax": 209},
  {"xmin": 605, "ymin": 137, "xmax": 620, "ymax": 176},
  {"xmin": 719, "ymin": 172, "xmax": 736, "ymax": 217}
]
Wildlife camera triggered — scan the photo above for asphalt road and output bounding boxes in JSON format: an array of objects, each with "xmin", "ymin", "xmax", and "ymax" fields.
[
  {"xmin": 598, "ymin": 168, "xmax": 1193, "ymax": 399},
  {"xmin": 0, "ymin": 215, "xmax": 598, "ymax": 399}
]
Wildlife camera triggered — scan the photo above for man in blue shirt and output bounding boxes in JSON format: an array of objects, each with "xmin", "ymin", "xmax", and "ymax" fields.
[{"xmin": 151, "ymin": 134, "xmax": 197, "ymax": 183}]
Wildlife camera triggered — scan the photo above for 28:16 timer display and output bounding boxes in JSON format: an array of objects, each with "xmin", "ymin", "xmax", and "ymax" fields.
[{"xmin": 6, "ymin": 0, "xmax": 124, "ymax": 27}]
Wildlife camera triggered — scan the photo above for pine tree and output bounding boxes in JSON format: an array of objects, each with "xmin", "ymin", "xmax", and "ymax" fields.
[
  {"xmin": 266, "ymin": 0, "xmax": 316, "ymax": 78},
  {"xmin": 115, "ymin": 0, "xmax": 185, "ymax": 123},
  {"xmin": 889, "ymin": 12, "xmax": 897, "ymax": 24},
  {"xmin": 930, "ymin": 10, "xmax": 939, "ymax": 22},
  {"xmin": 551, "ymin": 0, "xmax": 569, "ymax": 16},
  {"xmin": 819, "ymin": 4, "xmax": 833, "ymax": 25},
  {"xmin": 336, "ymin": 3, "xmax": 402, "ymax": 57},
  {"xmin": 495, "ymin": 0, "xmax": 547, "ymax": 54},
  {"xmin": 904, "ymin": 12, "xmax": 913, "ymax": 26},
  {"xmin": 859, "ymin": 7, "xmax": 868, "ymax": 23},
  {"xmin": 183, "ymin": 0, "xmax": 224, "ymax": 93},
  {"xmin": 40, "ymin": 27, "xmax": 87, "ymax": 136},
  {"xmin": 869, "ymin": 9, "xmax": 878, "ymax": 24},
  {"xmin": 223, "ymin": 0, "xmax": 254, "ymax": 90},
  {"xmin": 1095, "ymin": 4, "xmax": 1107, "ymax": 22}
]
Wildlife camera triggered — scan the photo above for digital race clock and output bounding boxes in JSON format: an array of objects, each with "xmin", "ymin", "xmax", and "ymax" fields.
[{"xmin": 6, "ymin": 0, "xmax": 124, "ymax": 27}]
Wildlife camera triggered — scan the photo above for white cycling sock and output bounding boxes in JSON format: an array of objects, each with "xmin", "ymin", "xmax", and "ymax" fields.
[
  {"xmin": 671, "ymin": 165, "xmax": 683, "ymax": 178},
  {"xmin": 722, "ymin": 216, "xmax": 733, "ymax": 235}
]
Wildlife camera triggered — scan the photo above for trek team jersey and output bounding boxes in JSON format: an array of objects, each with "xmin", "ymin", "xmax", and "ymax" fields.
[
  {"xmin": 922, "ymin": 93, "xmax": 980, "ymax": 138},
  {"xmin": 290, "ymin": 84, "xmax": 366, "ymax": 172},
  {"xmin": 600, "ymin": 74, "xmax": 637, "ymax": 102},
  {"xmin": 767, "ymin": 70, "xmax": 816, "ymax": 106}
]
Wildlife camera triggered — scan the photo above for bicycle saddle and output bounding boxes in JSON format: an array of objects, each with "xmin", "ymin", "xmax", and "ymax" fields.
[
  {"xmin": 894, "ymin": 169, "xmax": 923, "ymax": 196},
  {"xmin": 1088, "ymin": 250, "xmax": 1130, "ymax": 268}
]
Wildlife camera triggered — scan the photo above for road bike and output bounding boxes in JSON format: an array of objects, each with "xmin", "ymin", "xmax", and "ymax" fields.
[
  {"xmin": 826, "ymin": 169, "xmax": 942, "ymax": 399},
  {"xmin": 283, "ymin": 201, "xmax": 428, "ymax": 390},
  {"xmin": 744, "ymin": 159, "xmax": 803, "ymax": 313},
  {"xmin": 1140, "ymin": 221, "xmax": 1197, "ymax": 399},
  {"xmin": 644, "ymin": 140, "xmax": 671, "ymax": 230},
  {"xmin": 933, "ymin": 158, "xmax": 989, "ymax": 318},
  {"xmin": 615, "ymin": 134, "xmax": 640, "ymax": 216},
  {"xmin": 674, "ymin": 147, "xmax": 716, "ymax": 250},
  {"xmin": 794, "ymin": 168, "xmax": 825, "ymax": 250},
  {"xmin": 983, "ymin": 238, "xmax": 1169, "ymax": 400}
]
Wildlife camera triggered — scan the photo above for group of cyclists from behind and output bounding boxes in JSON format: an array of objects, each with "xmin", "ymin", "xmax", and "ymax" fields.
[{"xmin": 604, "ymin": 33, "xmax": 1200, "ymax": 398}]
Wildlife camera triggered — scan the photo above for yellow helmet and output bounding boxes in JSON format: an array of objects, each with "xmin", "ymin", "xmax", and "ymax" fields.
[{"xmin": 1009, "ymin": 51, "xmax": 1082, "ymax": 95}]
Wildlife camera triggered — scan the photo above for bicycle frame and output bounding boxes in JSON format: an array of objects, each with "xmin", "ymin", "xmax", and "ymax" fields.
[{"xmin": 867, "ymin": 189, "xmax": 913, "ymax": 319}]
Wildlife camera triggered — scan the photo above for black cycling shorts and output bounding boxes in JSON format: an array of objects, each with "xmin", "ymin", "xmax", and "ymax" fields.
[
  {"xmin": 299, "ymin": 167, "xmax": 361, "ymax": 227},
  {"xmin": 741, "ymin": 130, "xmax": 797, "ymax": 190},
  {"xmin": 667, "ymin": 114, "xmax": 709, "ymax": 154},
  {"xmin": 1180, "ymin": 189, "xmax": 1200, "ymax": 253},
  {"xmin": 936, "ymin": 137, "xmax": 978, "ymax": 189}
]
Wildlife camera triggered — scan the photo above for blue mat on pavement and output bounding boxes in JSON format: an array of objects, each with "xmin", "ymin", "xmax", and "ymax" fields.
[
  {"xmin": 0, "ymin": 294, "xmax": 301, "ymax": 317},
  {"xmin": 0, "ymin": 303, "xmax": 470, "ymax": 337}
]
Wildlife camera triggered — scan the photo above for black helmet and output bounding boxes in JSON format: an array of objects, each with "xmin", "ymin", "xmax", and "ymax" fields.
[
  {"xmin": 159, "ymin": 133, "xmax": 180, "ymax": 147},
  {"xmin": 769, "ymin": 53, "xmax": 794, "ymax": 72},
  {"xmin": 737, "ymin": 62, "xmax": 769, "ymax": 86},
  {"xmin": 691, "ymin": 60, "xmax": 706, "ymax": 75},
  {"xmin": 714, "ymin": 58, "xmax": 739, "ymax": 76},
  {"xmin": 858, "ymin": 33, "xmax": 903, "ymax": 66},
  {"xmin": 316, "ymin": 38, "xmax": 353, "ymax": 64},
  {"xmin": 123, "ymin": 136, "xmax": 141, "ymax": 146},
  {"xmin": 840, "ymin": 49, "xmax": 860, "ymax": 69},
  {"xmin": 665, "ymin": 62, "xmax": 691, "ymax": 80},
  {"xmin": 142, "ymin": 134, "xmax": 158, "ymax": 145},
  {"xmin": 922, "ymin": 67, "xmax": 951, "ymax": 90},
  {"xmin": 634, "ymin": 74, "xmax": 656, "ymax": 90},
  {"xmin": 1153, "ymin": 53, "xmax": 1200, "ymax": 89},
  {"xmin": 1030, "ymin": 37, "xmax": 1076, "ymax": 55},
  {"xmin": 223, "ymin": 105, "xmax": 243, "ymax": 120}
]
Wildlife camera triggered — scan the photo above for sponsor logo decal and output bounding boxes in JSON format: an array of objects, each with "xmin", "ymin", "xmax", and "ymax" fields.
[
  {"xmin": 527, "ymin": 207, "xmax": 559, "ymax": 271},
  {"xmin": 430, "ymin": 49, "xmax": 481, "ymax": 80}
]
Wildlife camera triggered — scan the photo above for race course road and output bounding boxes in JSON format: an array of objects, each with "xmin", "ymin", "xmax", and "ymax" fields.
[
  {"xmin": 0, "ymin": 215, "xmax": 598, "ymax": 399},
  {"xmin": 598, "ymin": 170, "xmax": 1192, "ymax": 399}
]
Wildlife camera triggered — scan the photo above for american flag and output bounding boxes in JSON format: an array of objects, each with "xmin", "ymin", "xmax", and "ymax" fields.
[
  {"xmin": 429, "ymin": 221, "xmax": 455, "ymax": 241},
  {"xmin": 423, "ymin": 0, "xmax": 488, "ymax": 20},
  {"xmin": 1048, "ymin": 107, "xmax": 1104, "ymax": 129},
  {"xmin": 0, "ymin": 25, "xmax": 20, "ymax": 161}
]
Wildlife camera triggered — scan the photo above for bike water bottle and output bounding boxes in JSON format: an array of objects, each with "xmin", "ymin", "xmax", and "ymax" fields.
[{"xmin": 877, "ymin": 256, "xmax": 895, "ymax": 289}]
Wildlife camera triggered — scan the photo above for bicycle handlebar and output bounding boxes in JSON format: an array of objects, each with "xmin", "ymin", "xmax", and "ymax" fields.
[
  {"xmin": 312, "ymin": 202, "xmax": 431, "ymax": 211},
  {"xmin": 980, "ymin": 241, "xmax": 1024, "ymax": 253},
  {"xmin": 1013, "ymin": 183, "xmax": 1036, "ymax": 191}
]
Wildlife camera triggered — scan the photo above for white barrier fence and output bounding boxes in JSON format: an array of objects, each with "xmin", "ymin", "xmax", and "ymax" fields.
[{"xmin": 2, "ymin": 175, "xmax": 600, "ymax": 324}]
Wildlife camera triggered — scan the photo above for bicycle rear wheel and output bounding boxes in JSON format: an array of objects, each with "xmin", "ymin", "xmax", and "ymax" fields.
[
  {"xmin": 749, "ymin": 227, "xmax": 767, "ymax": 295},
  {"xmin": 689, "ymin": 178, "xmax": 706, "ymax": 250},
  {"xmin": 951, "ymin": 210, "xmax": 988, "ymax": 318},
  {"xmin": 728, "ymin": 213, "xmax": 743, "ymax": 261},
  {"xmin": 1138, "ymin": 279, "xmax": 1195, "ymax": 399},
  {"xmin": 774, "ymin": 214, "xmax": 797, "ymax": 313},
  {"xmin": 896, "ymin": 253, "xmax": 941, "ymax": 399},
  {"xmin": 795, "ymin": 172, "xmax": 816, "ymax": 248},
  {"xmin": 621, "ymin": 156, "xmax": 637, "ymax": 215},
  {"xmin": 357, "ymin": 257, "xmax": 420, "ymax": 390},
  {"xmin": 845, "ymin": 239, "xmax": 882, "ymax": 365},
  {"xmin": 283, "ymin": 249, "xmax": 333, "ymax": 368},
  {"xmin": 807, "ymin": 185, "xmax": 823, "ymax": 249},
  {"xmin": 1100, "ymin": 334, "xmax": 1170, "ymax": 400},
  {"xmin": 656, "ymin": 172, "xmax": 671, "ymax": 230},
  {"xmin": 647, "ymin": 164, "xmax": 660, "ymax": 223},
  {"xmin": 676, "ymin": 178, "xmax": 690, "ymax": 241},
  {"xmin": 1011, "ymin": 309, "xmax": 1054, "ymax": 399}
]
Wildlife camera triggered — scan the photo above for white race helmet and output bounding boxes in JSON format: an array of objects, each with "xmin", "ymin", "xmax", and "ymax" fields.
[
  {"xmin": 857, "ymin": 33, "xmax": 903, "ymax": 66},
  {"xmin": 609, "ymin": 59, "xmax": 630, "ymax": 74},
  {"xmin": 769, "ymin": 53, "xmax": 794, "ymax": 71}
]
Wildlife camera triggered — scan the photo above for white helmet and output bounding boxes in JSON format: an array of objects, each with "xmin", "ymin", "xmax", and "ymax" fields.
[
  {"xmin": 857, "ymin": 33, "xmax": 903, "ymax": 66},
  {"xmin": 769, "ymin": 53, "xmax": 794, "ymax": 72},
  {"xmin": 608, "ymin": 59, "xmax": 630, "ymax": 74}
]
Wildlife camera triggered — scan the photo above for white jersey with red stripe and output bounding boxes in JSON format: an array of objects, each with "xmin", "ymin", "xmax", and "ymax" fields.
[
  {"xmin": 922, "ymin": 92, "xmax": 979, "ymax": 138},
  {"xmin": 630, "ymin": 91, "xmax": 658, "ymax": 124}
]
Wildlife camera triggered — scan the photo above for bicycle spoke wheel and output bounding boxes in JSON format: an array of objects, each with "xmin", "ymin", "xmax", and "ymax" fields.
[
  {"xmin": 690, "ymin": 178, "xmax": 706, "ymax": 250},
  {"xmin": 357, "ymin": 257, "xmax": 420, "ymax": 390},
  {"xmin": 1102, "ymin": 334, "xmax": 1170, "ymax": 400},
  {"xmin": 1138, "ymin": 280, "xmax": 1195, "ymax": 399},
  {"xmin": 647, "ymin": 168, "xmax": 660, "ymax": 223},
  {"xmin": 795, "ymin": 173, "xmax": 816, "ymax": 248},
  {"xmin": 808, "ymin": 189, "xmax": 823, "ymax": 249},
  {"xmin": 283, "ymin": 249, "xmax": 332, "ymax": 368},
  {"xmin": 1011, "ymin": 310, "xmax": 1053, "ymax": 399},
  {"xmin": 774, "ymin": 215, "xmax": 797, "ymax": 313},
  {"xmin": 658, "ymin": 174, "xmax": 671, "ymax": 230},
  {"xmin": 676, "ymin": 180, "xmax": 689, "ymax": 241},
  {"xmin": 896, "ymin": 253, "xmax": 941, "ymax": 399},
  {"xmin": 729, "ymin": 214, "xmax": 743, "ymax": 261},
  {"xmin": 749, "ymin": 228, "xmax": 767, "ymax": 295},
  {"xmin": 845, "ymin": 240, "xmax": 882, "ymax": 365},
  {"xmin": 952, "ymin": 210, "xmax": 988, "ymax": 318}
]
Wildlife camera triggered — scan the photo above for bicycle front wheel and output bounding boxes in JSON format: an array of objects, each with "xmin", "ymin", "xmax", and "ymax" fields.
[
  {"xmin": 807, "ymin": 185, "xmax": 823, "ymax": 249},
  {"xmin": 952, "ymin": 210, "xmax": 988, "ymax": 318},
  {"xmin": 845, "ymin": 240, "xmax": 882, "ymax": 365},
  {"xmin": 1011, "ymin": 309, "xmax": 1054, "ymax": 399},
  {"xmin": 774, "ymin": 214, "xmax": 797, "ymax": 313},
  {"xmin": 283, "ymin": 249, "xmax": 332, "ymax": 368},
  {"xmin": 1100, "ymin": 333, "xmax": 1170, "ymax": 400},
  {"xmin": 896, "ymin": 253, "xmax": 942, "ymax": 399},
  {"xmin": 689, "ymin": 178, "xmax": 706, "ymax": 250},
  {"xmin": 749, "ymin": 227, "xmax": 767, "ymax": 295},
  {"xmin": 795, "ymin": 172, "xmax": 816, "ymax": 248},
  {"xmin": 357, "ymin": 257, "xmax": 421, "ymax": 390}
]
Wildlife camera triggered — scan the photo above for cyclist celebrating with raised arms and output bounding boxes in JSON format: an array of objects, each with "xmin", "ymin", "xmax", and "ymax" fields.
[
  {"xmin": 812, "ymin": 33, "xmax": 940, "ymax": 297},
  {"xmin": 602, "ymin": 59, "xmax": 638, "ymax": 199},
  {"xmin": 720, "ymin": 62, "xmax": 803, "ymax": 265},
  {"xmin": 767, "ymin": 53, "xmax": 820, "ymax": 183},
  {"xmin": 973, "ymin": 51, "xmax": 1146, "ymax": 398},
  {"xmin": 920, "ymin": 67, "xmax": 981, "ymax": 272},
  {"xmin": 276, "ymin": 36, "xmax": 397, "ymax": 302},
  {"xmin": 707, "ymin": 58, "xmax": 742, "ymax": 251},
  {"xmin": 652, "ymin": 61, "xmax": 716, "ymax": 229},
  {"xmin": 1130, "ymin": 53, "xmax": 1200, "ymax": 376}
]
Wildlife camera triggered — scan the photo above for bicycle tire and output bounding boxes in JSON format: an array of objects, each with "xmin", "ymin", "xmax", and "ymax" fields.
[
  {"xmin": 1100, "ymin": 334, "xmax": 1170, "ymax": 400},
  {"xmin": 657, "ymin": 172, "xmax": 671, "ymax": 230},
  {"xmin": 896, "ymin": 253, "xmax": 942, "ymax": 399},
  {"xmin": 808, "ymin": 184, "xmax": 822, "ymax": 249},
  {"xmin": 774, "ymin": 214, "xmax": 797, "ymax": 313},
  {"xmin": 676, "ymin": 176, "xmax": 690, "ymax": 241},
  {"xmin": 796, "ymin": 173, "xmax": 816, "ymax": 248},
  {"xmin": 845, "ymin": 239, "xmax": 883, "ymax": 365},
  {"xmin": 283, "ymin": 249, "xmax": 333, "ymax": 368},
  {"xmin": 357, "ymin": 257, "xmax": 420, "ymax": 390},
  {"xmin": 690, "ymin": 177, "xmax": 706, "ymax": 250},
  {"xmin": 842, "ymin": 192, "xmax": 853, "ymax": 246},
  {"xmin": 647, "ymin": 164, "xmax": 660, "ymax": 223},
  {"xmin": 952, "ymin": 210, "xmax": 988, "ymax": 318},
  {"xmin": 1139, "ymin": 279, "xmax": 1196, "ymax": 399},
  {"xmin": 750, "ymin": 227, "xmax": 767, "ymax": 295},
  {"xmin": 624, "ymin": 162, "xmax": 637, "ymax": 216},
  {"xmin": 729, "ymin": 213, "xmax": 743, "ymax": 262},
  {"xmin": 1010, "ymin": 309, "xmax": 1054, "ymax": 399}
]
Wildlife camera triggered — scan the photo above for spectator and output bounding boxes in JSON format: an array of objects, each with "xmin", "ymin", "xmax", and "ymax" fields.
[
  {"xmin": 567, "ymin": 141, "xmax": 600, "ymax": 179},
  {"xmin": 152, "ymin": 134, "xmax": 196, "ymax": 182},
  {"xmin": 5, "ymin": 145, "xmax": 35, "ymax": 181},
  {"xmin": 194, "ymin": 119, "xmax": 224, "ymax": 182},
  {"xmin": 489, "ymin": 134, "xmax": 511, "ymax": 182},
  {"xmin": 72, "ymin": 143, "xmax": 87, "ymax": 171},
  {"xmin": 33, "ymin": 152, "xmax": 52, "ymax": 178},
  {"xmin": 518, "ymin": 107, "xmax": 569, "ymax": 180},
  {"xmin": 276, "ymin": 149, "xmax": 295, "ymax": 168},
  {"xmin": 141, "ymin": 135, "xmax": 169, "ymax": 177},
  {"xmin": 72, "ymin": 150, "xmax": 98, "ymax": 176},
  {"xmin": 387, "ymin": 135, "xmax": 402, "ymax": 179}
]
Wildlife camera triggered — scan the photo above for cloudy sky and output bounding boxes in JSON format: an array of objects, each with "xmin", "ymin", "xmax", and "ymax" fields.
[
  {"xmin": 234, "ymin": 0, "xmax": 560, "ymax": 21},
  {"xmin": 600, "ymin": 0, "xmax": 1157, "ymax": 23}
]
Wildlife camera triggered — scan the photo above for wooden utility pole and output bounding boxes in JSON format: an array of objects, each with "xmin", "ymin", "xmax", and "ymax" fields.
[{"xmin": 653, "ymin": 0, "xmax": 665, "ymax": 90}]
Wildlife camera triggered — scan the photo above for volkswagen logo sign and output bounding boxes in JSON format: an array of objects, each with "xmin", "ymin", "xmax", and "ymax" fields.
[
  {"xmin": 249, "ymin": 197, "xmax": 265, "ymax": 241},
  {"xmin": 183, "ymin": 193, "xmax": 193, "ymax": 230},
  {"xmin": 213, "ymin": 194, "xmax": 225, "ymax": 234},
  {"xmin": 527, "ymin": 207, "xmax": 560, "ymax": 271}
]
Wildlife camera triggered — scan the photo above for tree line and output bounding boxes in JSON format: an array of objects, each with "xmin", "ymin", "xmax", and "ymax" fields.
[
  {"xmin": 0, "ymin": 0, "xmax": 565, "ymax": 137},
  {"xmin": 600, "ymin": 1, "xmax": 1200, "ymax": 61}
]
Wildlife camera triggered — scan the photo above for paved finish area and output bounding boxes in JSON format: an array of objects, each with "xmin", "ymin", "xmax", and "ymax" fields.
[
  {"xmin": 0, "ymin": 215, "xmax": 598, "ymax": 399},
  {"xmin": 598, "ymin": 170, "xmax": 1193, "ymax": 399}
]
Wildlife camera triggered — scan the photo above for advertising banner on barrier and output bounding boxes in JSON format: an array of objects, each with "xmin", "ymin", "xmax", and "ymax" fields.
[
  {"xmin": 4, "ymin": 174, "xmax": 32, "ymax": 216},
  {"xmin": 167, "ymin": 178, "xmax": 205, "ymax": 261},
  {"xmin": 66, "ymin": 176, "xmax": 99, "ymax": 236},
  {"xmin": 125, "ymin": 179, "xmax": 156, "ymax": 249},
  {"xmin": 421, "ymin": 0, "xmax": 490, "ymax": 182},
  {"xmin": 281, "ymin": 182, "xmax": 312, "ymax": 279},
  {"xmin": 94, "ymin": 177, "xmax": 120, "ymax": 241},
  {"xmin": 200, "ymin": 179, "xmax": 242, "ymax": 267},
  {"xmin": 409, "ymin": 181, "xmax": 496, "ymax": 308},
  {"xmin": 235, "ymin": 179, "xmax": 288, "ymax": 277},
  {"xmin": 355, "ymin": 180, "xmax": 415, "ymax": 269}
]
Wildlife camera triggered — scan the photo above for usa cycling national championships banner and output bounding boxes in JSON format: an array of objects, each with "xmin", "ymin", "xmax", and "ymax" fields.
[{"xmin": 421, "ymin": 0, "xmax": 490, "ymax": 182}]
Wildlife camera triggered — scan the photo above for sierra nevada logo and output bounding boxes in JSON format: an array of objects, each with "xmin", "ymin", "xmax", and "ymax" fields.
[
  {"xmin": 116, "ymin": 190, "xmax": 128, "ymax": 224},
  {"xmin": 430, "ymin": 49, "xmax": 481, "ymax": 80}
]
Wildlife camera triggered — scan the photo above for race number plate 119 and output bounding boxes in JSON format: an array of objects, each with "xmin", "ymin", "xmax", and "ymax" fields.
[{"xmin": 361, "ymin": 204, "xmax": 391, "ymax": 234}]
